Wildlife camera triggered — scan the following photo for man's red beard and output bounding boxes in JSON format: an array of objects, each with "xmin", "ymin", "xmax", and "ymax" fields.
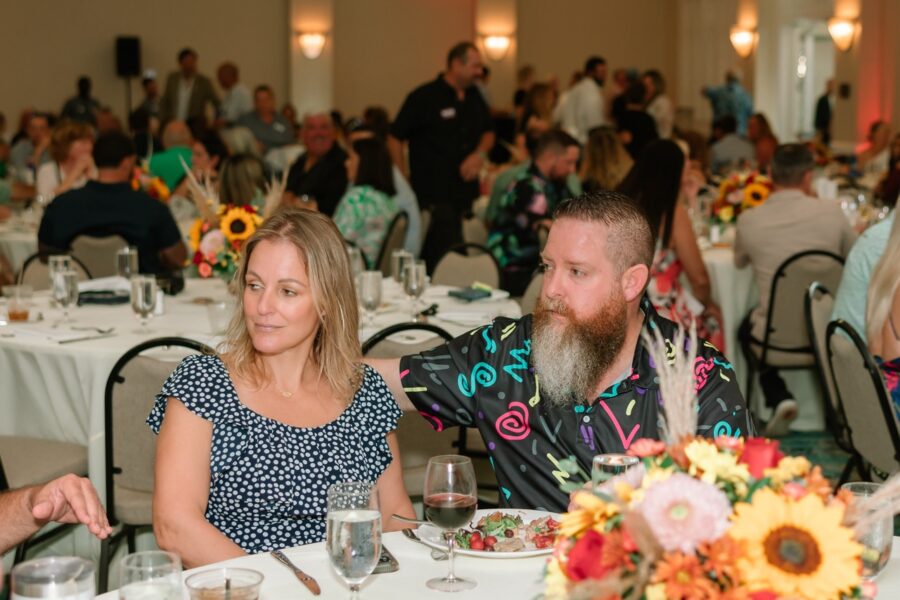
[{"xmin": 532, "ymin": 289, "xmax": 629, "ymax": 404}]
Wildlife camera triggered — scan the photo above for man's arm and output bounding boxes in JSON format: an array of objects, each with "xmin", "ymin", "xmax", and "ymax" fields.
[
  {"xmin": 160, "ymin": 240, "xmax": 188, "ymax": 271},
  {"xmin": 0, "ymin": 474, "xmax": 112, "ymax": 555},
  {"xmin": 365, "ymin": 358, "xmax": 413, "ymax": 411},
  {"xmin": 459, "ymin": 131, "xmax": 496, "ymax": 181}
]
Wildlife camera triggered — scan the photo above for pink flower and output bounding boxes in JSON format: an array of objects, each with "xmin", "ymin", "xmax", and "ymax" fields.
[
  {"xmin": 197, "ymin": 262, "xmax": 213, "ymax": 278},
  {"xmin": 782, "ymin": 482, "xmax": 808, "ymax": 500},
  {"xmin": 637, "ymin": 473, "xmax": 732, "ymax": 554},
  {"xmin": 199, "ymin": 228, "xmax": 226, "ymax": 257},
  {"xmin": 627, "ymin": 438, "xmax": 666, "ymax": 458}
]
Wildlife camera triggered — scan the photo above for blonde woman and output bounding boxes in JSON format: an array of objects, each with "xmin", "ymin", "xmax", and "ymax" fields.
[
  {"xmin": 35, "ymin": 120, "xmax": 95, "ymax": 200},
  {"xmin": 151, "ymin": 208, "xmax": 415, "ymax": 567},
  {"xmin": 866, "ymin": 211, "xmax": 900, "ymax": 414},
  {"xmin": 579, "ymin": 126, "xmax": 633, "ymax": 193}
]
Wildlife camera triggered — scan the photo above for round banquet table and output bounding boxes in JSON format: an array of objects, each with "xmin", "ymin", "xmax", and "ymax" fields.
[
  {"xmin": 0, "ymin": 219, "xmax": 38, "ymax": 275},
  {"xmin": 94, "ymin": 533, "xmax": 900, "ymax": 599}
]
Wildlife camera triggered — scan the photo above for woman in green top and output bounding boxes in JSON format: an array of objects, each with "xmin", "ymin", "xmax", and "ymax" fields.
[{"xmin": 333, "ymin": 134, "xmax": 398, "ymax": 265}]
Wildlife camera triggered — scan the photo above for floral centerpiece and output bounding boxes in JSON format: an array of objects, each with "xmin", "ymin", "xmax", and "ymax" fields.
[
  {"xmin": 188, "ymin": 204, "xmax": 262, "ymax": 280},
  {"xmin": 131, "ymin": 165, "xmax": 170, "ymax": 201},
  {"xmin": 545, "ymin": 325, "xmax": 897, "ymax": 600},
  {"xmin": 711, "ymin": 172, "xmax": 773, "ymax": 224}
]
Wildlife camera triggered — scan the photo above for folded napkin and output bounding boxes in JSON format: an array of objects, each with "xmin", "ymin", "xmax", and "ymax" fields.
[
  {"xmin": 435, "ymin": 311, "xmax": 495, "ymax": 326},
  {"xmin": 77, "ymin": 276, "xmax": 131, "ymax": 294}
]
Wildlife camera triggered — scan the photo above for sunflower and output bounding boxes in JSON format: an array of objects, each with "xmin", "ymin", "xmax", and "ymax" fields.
[
  {"xmin": 742, "ymin": 182, "xmax": 770, "ymax": 209},
  {"xmin": 728, "ymin": 488, "xmax": 862, "ymax": 599},
  {"xmin": 220, "ymin": 206, "xmax": 259, "ymax": 244}
]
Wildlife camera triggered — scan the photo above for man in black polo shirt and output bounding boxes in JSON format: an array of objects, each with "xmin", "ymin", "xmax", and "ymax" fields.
[
  {"xmin": 369, "ymin": 192, "xmax": 751, "ymax": 512},
  {"xmin": 283, "ymin": 112, "xmax": 348, "ymax": 217},
  {"xmin": 389, "ymin": 41, "xmax": 494, "ymax": 268},
  {"xmin": 38, "ymin": 131, "xmax": 186, "ymax": 274}
]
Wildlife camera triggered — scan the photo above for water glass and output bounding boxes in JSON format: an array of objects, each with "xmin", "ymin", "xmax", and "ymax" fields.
[
  {"xmin": 48, "ymin": 255, "xmax": 73, "ymax": 290},
  {"xmin": 10, "ymin": 556, "xmax": 94, "ymax": 599},
  {"xmin": 326, "ymin": 482, "xmax": 382, "ymax": 599},
  {"xmin": 390, "ymin": 250, "xmax": 413, "ymax": 284},
  {"xmin": 842, "ymin": 482, "xmax": 893, "ymax": 581},
  {"xmin": 403, "ymin": 260, "xmax": 427, "ymax": 321},
  {"xmin": 347, "ymin": 245, "xmax": 366, "ymax": 282},
  {"xmin": 185, "ymin": 568, "xmax": 263, "ymax": 600},
  {"xmin": 131, "ymin": 275, "xmax": 157, "ymax": 333},
  {"xmin": 52, "ymin": 270, "xmax": 79, "ymax": 324},
  {"xmin": 117, "ymin": 246, "xmax": 140, "ymax": 279},
  {"xmin": 119, "ymin": 551, "xmax": 182, "ymax": 600},
  {"xmin": 206, "ymin": 300, "xmax": 234, "ymax": 335},
  {"xmin": 358, "ymin": 271, "xmax": 382, "ymax": 329},
  {"xmin": 3, "ymin": 284, "xmax": 33, "ymax": 322},
  {"xmin": 592, "ymin": 454, "xmax": 640, "ymax": 490}
]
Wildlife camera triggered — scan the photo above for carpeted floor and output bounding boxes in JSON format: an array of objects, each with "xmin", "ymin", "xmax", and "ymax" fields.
[{"xmin": 777, "ymin": 429, "xmax": 852, "ymax": 483}]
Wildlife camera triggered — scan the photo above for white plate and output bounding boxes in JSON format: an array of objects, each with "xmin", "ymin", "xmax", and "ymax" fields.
[{"xmin": 416, "ymin": 509, "xmax": 560, "ymax": 559}]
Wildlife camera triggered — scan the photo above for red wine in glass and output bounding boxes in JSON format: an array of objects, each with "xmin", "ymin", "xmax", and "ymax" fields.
[{"xmin": 423, "ymin": 493, "xmax": 477, "ymax": 530}]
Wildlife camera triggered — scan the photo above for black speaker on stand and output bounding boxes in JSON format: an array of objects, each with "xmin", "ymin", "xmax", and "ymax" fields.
[{"xmin": 115, "ymin": 36, "xmax": 141, "ymax": 118}]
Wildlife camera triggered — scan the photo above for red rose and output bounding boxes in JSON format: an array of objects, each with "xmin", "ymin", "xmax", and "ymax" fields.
[
  {"xmin": 749, "ymin": 592, "xmax": 777, "ymax": 600},
  {"xmin": 565, "ymin": 530, "xmax": 611, "ymax": 582},
  {"xmin": 192, "ymin": 251, "xmax": 204, "ymax": 266},
  {"xmin": 739, "ymin": 437, "xmax": 784, "ymax": 479}
]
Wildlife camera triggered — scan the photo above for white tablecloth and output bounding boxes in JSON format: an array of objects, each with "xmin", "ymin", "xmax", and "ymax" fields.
[
  {"xmin": 95, "ymin": 534, "xmax": 900, "ymax": 599},
  {"xmin": 0, "ymin": 220, "xmax": 38, "ymax": 274}
]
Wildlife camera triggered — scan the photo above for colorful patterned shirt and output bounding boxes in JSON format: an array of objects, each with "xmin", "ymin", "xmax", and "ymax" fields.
[
  {"xmin": 333, "ymin": 184, "xmax": 398, "ymax": 266},
  {"xmin": 399, "ymin": 298, "xmax": 751, "ymax": 512}
]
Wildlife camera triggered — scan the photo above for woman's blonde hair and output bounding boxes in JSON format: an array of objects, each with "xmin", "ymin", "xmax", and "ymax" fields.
[
  {"xmin": 222, "ymin": 208, "xmax": 362, "ymax": 402},
  {"xmin": 579, "ymin": 126, "xmax": 633, "ymax": 191},
  {"xmin": 50, "ymin": 120, "xmax": 94, "ymax": 163},
  {"xmin": 866, "ymin": 213, "xmax": 900, "ymax": 343}
]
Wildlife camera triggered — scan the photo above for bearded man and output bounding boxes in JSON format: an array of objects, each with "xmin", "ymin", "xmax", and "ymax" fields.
[{"xmin": 368, "ymin": 191, "xmax": 749, "ymax": 512}]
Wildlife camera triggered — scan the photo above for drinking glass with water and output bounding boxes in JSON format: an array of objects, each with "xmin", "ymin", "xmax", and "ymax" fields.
[{"xmin": 326, "ymin": 481, "xmax": 382, "ymax": 599}]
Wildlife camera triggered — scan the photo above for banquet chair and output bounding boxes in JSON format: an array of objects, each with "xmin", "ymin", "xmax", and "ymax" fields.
[
  {"xmin": 826, "ymin": 320, "xmax": 900, "ymax": 482},
  {"xmin": 18, "ymin": 253, "xmax": 92, "ymax": 290},
  {"xmin": 98, "ymin": 337, "xmax": 214, "ymax": 592},
  {"xmin": 0, "ymin": 437, "xmax": 88, "ymax": 564},
  {"xmin": 71, "ymin": 234, "xmax": 129, "ymax": 279},
  {"xmin": 519, "ymin": 272, "xmax": 544, "ymax": 314},
  {"xmin": 804, "ymin": 283, "xmax": 863, "ymax": 485},
  {"xmin": 362, "ymin": 323, "xmax": 458, "ymax": 500},
  {"xmin": 375, "ymin": 211, "xmax": 409, "ymax": 275},
  {"xmin": 740, "ymin": 250, "xmax": 844, "ymax": 410},
  {"xmin": 432, "ymin": 243, "xmax": 500, "ymax": 290},
  {"xmin": 462, "ymin": 216, "xmax": 489, "ymax": 247}
]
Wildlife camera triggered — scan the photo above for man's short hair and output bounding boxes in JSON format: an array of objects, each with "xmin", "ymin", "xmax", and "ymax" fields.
[
  {"xmin": 447, "ymin": 42, "xmax": 477, "ymax": 67},
  {"xmin": 178, "ymin": 47, "xmax": 197, "ymax": 63},
  {"xmin": 770, "ymin": 143, "xmax": 814, "ymax": 186},
  {"xmin": 553, "ymin": 191, "xmax": 654, "ymax": 276},
  {"xmin": 253, "ymin": 84, "xmax": 273, "ymax": 97},
  {"xmin": 584, "ymin": 56, "xmax": 607, "ymax": 74},
  {"xmin": 534, "ymin": 129, "xmax": 580, "ymax": 158},
  {"xmin": 716, "ymin": 115, "xmax": 738, "ymax": 134},
  {"xmin": 93, "ymin": 131, "xmax": 136, "ymax": 168}
]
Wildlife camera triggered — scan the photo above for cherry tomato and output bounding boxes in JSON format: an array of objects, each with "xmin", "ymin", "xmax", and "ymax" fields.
[
  {"xmin": 470, "ymin": 531, "xmax": 482, "ymax": 542},
  {"xmin": 469, "ymin": 539, "xmax": 484, "ymax": 551},
  {"xmin": 484, "ymin": 535, "xmax": 497, "ymax": 549}
]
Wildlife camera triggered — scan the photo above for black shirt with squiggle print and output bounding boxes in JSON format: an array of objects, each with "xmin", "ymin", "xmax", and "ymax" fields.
[{"xmin": 399, "ymin": 298, "xmax": 752, "ymax": 512}]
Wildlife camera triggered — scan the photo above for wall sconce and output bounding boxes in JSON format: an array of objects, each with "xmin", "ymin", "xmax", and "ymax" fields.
[
  {"xmin": 296, "ymin": 32, "xmax": 326, "ymax": 59},
  {"xmin": 481, "ymin": 35, "xmax": 511, "ymax": 61},
  {"xmin": 827, "ymin": 18, "xmax": 856, "ymax": 52},
  {"xmin": 729, "ymin": 26, "xmax": 758, "ymax": 59}
]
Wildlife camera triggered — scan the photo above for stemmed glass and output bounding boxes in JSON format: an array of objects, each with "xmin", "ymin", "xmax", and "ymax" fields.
[
  {"xmin": 347, "ymin": 245, "xmax": 366, "ymax": 284},
  {"xmin": 403, "ymin": 260, "xmax": 427, "ymax": 321},
  {"xmin": 119, "ymin": 550, "xmax": 182, "ymax": 600},
  {"xmin": 48, "ymin": 255, "xmax": 72, "ymax": 290},
  {"xmin": 326, "ymin": 482, "xmax": 382, "ymax": 600},
  {"xmin": 52, "ymin": 270, "xmax": 79, "ymax": 325},
  {"xmin": 391, "ymin": 250, "xmax": 413, "ymax": 284},
  {"xmin": 117, "ymin": 246, "xmax": 140, "ymax": 279},
  {"xmin": 131, "ymin": 275, "xmax": 157, "ymax": 333},
  {"xmin": 591, "ymin": 453, "xmax": 640, "ymax": 490},
  {"xmin": 358, "ymin": 271, "xmax": 382, "ymax": 330},
  {"xmin": 423, "ymin": 455, "xmax": 478, "ymax": 592}
]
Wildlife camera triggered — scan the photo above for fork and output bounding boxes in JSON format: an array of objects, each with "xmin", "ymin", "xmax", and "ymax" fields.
[{"xmin": 401, "ymin": 528, "xmax": 448, "ymax": 561}]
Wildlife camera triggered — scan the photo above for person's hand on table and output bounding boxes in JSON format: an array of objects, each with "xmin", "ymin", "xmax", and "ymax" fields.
[{"xmin": 30, "ymin": 474, "xmax": 113, "ymax": 540}]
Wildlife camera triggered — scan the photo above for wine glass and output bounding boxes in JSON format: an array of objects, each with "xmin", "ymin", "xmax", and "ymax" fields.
[
  {"xmin": 423, "ymin": 455, "xmax": 478, "ymax": 592},
  {"xmin": 358, "ymin": 270, "xmax": 382, "ymax": 329},
  {"xmin": 116, "ymin": 246, "xmax": 140, "ymax": 279},
  {"xmin": 52, "ymin": 270, "xmax": 79, "ymax": 325},
  {"xmin": 326, "ymin": 482, "xmax": 381, "ymax": 600},
  {"xmin": 131, "ymin": 275, "xmax": 157, "ymax": 333},
  {"xmin": 841, "ymin": 482, "xmax": 893, "ymax": 581},
  {"xmin": 347, "ymin": 245, "xmax": 366, "ymax": 283},
  {"xmin": 391, "ymin": 250, "xmax": 413, "ymax": 284},
  {"xmin": 48, "ymin": 255, "xmax": 72, "ymax": 292},
  {"xmin": 403, "ymin": 260, "xmax": 427, "ymax": 321},
  {"xmin": 119, "ymin": 551, "xmax": 182, "ymax": 600},
  {"xmin": 592, "ymin": 453, "xmax": 640, "ymax": 490}
]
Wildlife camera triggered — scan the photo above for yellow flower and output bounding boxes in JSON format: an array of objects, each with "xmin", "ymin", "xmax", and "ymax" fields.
[
  {"xmin": 765, "ymin": 456, "xmax": 812, "ymax": 486},
  {"xmin": 188, "ymin": 218, "xmax": 205, "ymax": 252},
  {"xmin": 718, "ymin": 204, "xmax": 734, "ymax": 223},
  {"xmin": 743, "ymin": 182, "xmax": 770, "ymax": 209},
  {"xmin": 644, "ymin": 583, "xmax": 667, "ymax": 600},
  {"xmin": 729, "ymin": 488, "xmax": 862, "ymax": 599},
  {"xmin": 543, "ymin": 558, "xmax": 570, "ymax": 599},
  {"xmin": 220, "ymin": 206, "xmax": 258, "ymax": 244},
  {"xmin": 685, "ymin": 439, "xmax": 751, "ymax": 486},
  {"xmin": 558, "ymin": 491, "xmax": 619, "ymax": 538}
]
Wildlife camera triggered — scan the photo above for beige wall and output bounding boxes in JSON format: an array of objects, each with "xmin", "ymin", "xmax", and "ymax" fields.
[
  {"xmin": 517, "ymin": 0, "xmax": 678, "ymax": 105},
  {"xmin": 0, "ymin": 0, "xmax": 289, "ymax": 129},
  {"xmin": 332, "ymin": 0, "xmax": 476, "ymax": 119}
]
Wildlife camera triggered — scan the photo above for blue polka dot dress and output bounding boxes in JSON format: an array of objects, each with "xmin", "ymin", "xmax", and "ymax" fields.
[{"xmin": 147, "ymin": 354, "xmax": 401, "ymax": 553}]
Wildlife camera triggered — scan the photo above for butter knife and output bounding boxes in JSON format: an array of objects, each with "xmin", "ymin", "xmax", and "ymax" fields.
[
  {"xmin": 58, "ymin": 332, "xmax": 117, "ymax": 344},
  {"xmin": 271, "ymin": 549, "xmax": 321, "ymax": 595}
]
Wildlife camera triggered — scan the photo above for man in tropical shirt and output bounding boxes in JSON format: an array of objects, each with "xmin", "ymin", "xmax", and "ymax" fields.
[
  {"xmin": 488, "ymin": 130, "xmax": 580, "ymax": 295},
  {"xmin": 369, "ymin": 192, "xmax": 751, "ymax": 512}
]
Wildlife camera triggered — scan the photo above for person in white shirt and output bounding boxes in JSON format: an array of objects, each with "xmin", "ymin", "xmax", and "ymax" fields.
[
  {"xmin": 643, "ymin": 69, "xmax": 674, "ymax": 139},
  {"xmin": 35, "ymin": 120, "xmax": 95, "ymax": 201},
  {"xmin": 553, "ymin": 56, "xmax": 607, "ymax": 144},
  {"xmin": 217, "ymin": 62, "xmax": 253, "ymax": 125}
]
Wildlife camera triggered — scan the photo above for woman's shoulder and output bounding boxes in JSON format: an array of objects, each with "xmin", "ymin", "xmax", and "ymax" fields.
[
  {"xmin": 350, "ymin": 364, "xmax": 403, "ymax": 431},
  {"xmin": 163, "ymin": 353, "xmax": 231, "ymax": 396}
]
